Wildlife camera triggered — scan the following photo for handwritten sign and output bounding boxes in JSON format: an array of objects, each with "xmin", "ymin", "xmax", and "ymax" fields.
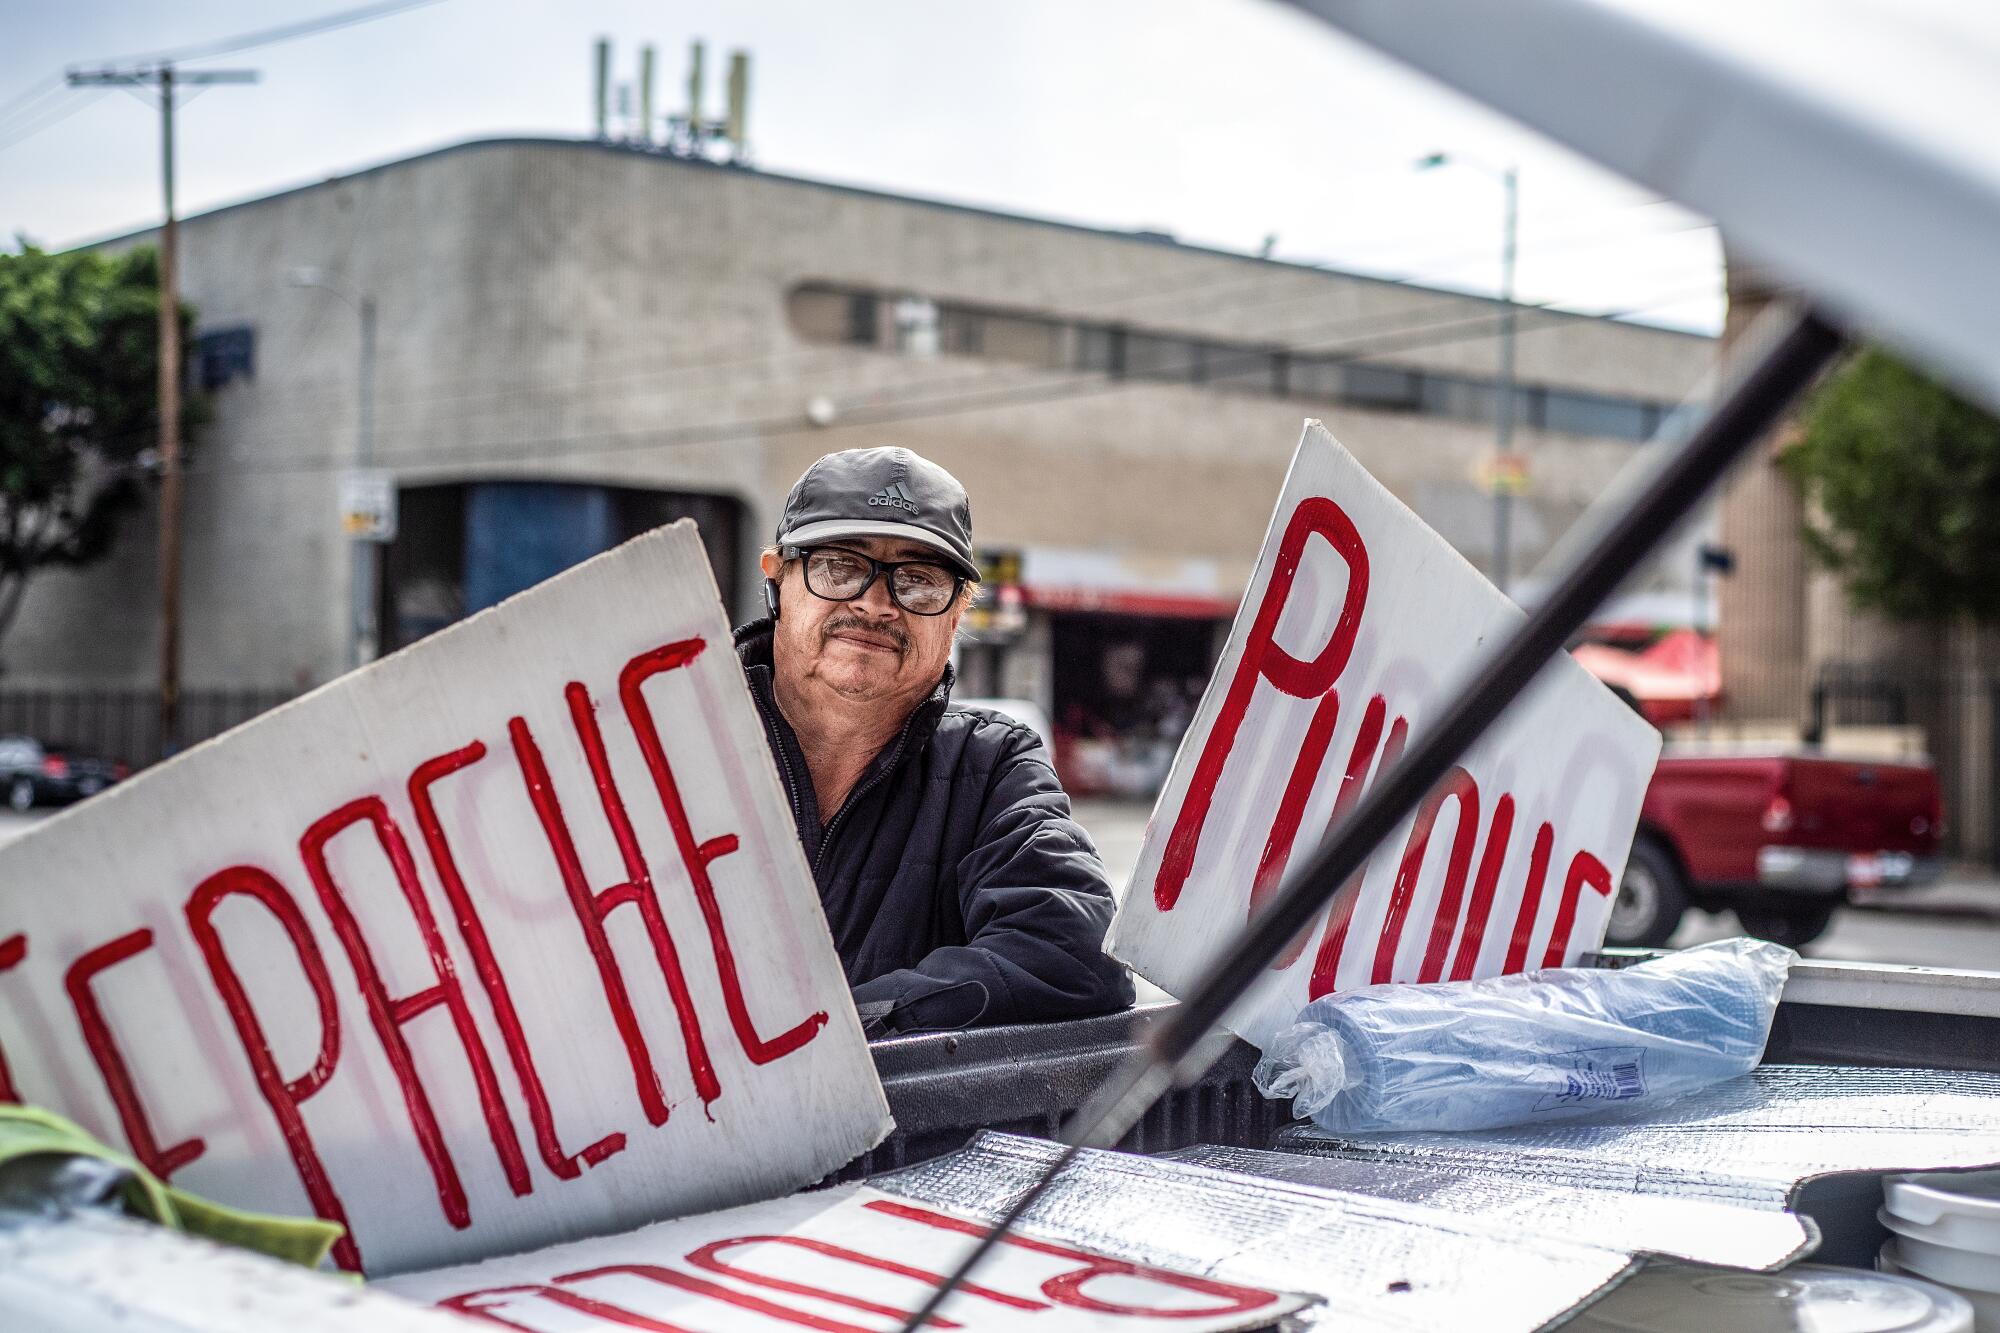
[
  {"xmin": 0, "ymin": 523, "xmax": 888, "ymax": 1274},
  {"xmin": 1108, "ymin": 423, "xmax": 1661, "ymax": 1045},
  {"xmin": 381, "ymin": 1185, "xmax": 1313, "ymax": 1331}
]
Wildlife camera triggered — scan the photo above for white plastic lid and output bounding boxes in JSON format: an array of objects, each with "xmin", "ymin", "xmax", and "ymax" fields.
[
  {"xmin": 1885, "ymin": 1170, "xmax": 2000, "ymax": 1228},
  {"xmin": 1563, "ymin": 1262, "xmax": 1973, "ymax": 1333}
]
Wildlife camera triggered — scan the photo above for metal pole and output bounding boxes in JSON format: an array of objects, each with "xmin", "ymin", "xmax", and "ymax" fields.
[
  {"xmin": 351, "ymin": 297, "xmax": 378, "ymax": 668},
  {"xmin": 156, "ymin": 64, "xmax": 182, "ymax": 757},
  {"xmin": 893, "ymin": 307, "xmax": 1845, "ymax": 1333},
  {"xmin": 1494, "ymin": 165, "xmax": 1519, "ymax": 595}
]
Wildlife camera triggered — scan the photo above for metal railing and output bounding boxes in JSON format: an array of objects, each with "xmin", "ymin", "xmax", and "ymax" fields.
[{"xmin": 0, "ymin": 687, "xmax": 294, "ymax": 767}]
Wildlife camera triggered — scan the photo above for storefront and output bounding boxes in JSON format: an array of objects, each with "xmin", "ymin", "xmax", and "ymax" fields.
[{"xmin": 961, "ymin": 547, "xmax": 1236, "ymax": 799}]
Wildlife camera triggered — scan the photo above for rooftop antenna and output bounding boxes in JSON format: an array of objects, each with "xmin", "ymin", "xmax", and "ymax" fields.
[
  {"xmin": 725, "ymin": 50, "xmax": 750, "ymax": 161},
  {"xmin": 686, "ymin": 40, "xmax": 706, "ymax": 137},
  {"xmin": 593, "ymin": 37, "xmax": 610, "ymax": 139},
  {"xmin": 615, "ymin": 82, "xmax": 632, "ymax": 138},
  {"xmin": 638, "ymin": 44, "xmax": 655, "ymax": 144}
]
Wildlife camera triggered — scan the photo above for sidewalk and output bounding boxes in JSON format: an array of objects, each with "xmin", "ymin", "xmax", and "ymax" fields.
[{"xmin": 1851, "ymin": 864, "xmax": 2000, "ymax": 922}]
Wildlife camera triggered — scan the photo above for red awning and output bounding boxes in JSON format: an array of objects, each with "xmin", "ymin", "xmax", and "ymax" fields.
[{"xmin": 1020, "ymin": 587, "xmax": 1239, "ymax": 619}]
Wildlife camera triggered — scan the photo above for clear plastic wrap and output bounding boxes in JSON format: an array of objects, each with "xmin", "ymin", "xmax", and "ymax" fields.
[{"xmin": 1253, "ymin": 937, "xmax": 1797, "ymax": 1134}]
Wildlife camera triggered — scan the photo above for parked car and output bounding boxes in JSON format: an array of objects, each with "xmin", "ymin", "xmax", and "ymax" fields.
[
  {"xmin": 0, "ymin": 736, "xmax": 129, "ymax": 811},
  {"xmin": 1608, "ymin": 744, "xmax": 1944, "ymax": 948},
  {"xmin": 952, "ymin": 697, "xmax": 1057, "ymax": 756}
]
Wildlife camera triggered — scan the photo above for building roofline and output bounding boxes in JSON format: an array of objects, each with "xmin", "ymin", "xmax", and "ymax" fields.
[{"xmin": 78, "ymin": 134, "xmax": 1713, "ymax": 340}]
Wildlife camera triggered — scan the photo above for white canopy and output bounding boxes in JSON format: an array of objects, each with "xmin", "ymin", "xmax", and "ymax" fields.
[{"xmin": 1287, "ymin": 0, "xmax": 2000, "ymax": 411}]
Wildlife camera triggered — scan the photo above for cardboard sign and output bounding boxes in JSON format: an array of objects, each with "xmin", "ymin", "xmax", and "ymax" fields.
[
  {"xmin": 0, "ymin": 523, "xmax": 889, "ymax": 1274},
  {"xmin": 1108, "ymin": 423, "xmax": 1661, "ymax": 1046},
  {"xmin": 381, "ymin": 1184, "xmax": 1314, "ymax": 1331}
]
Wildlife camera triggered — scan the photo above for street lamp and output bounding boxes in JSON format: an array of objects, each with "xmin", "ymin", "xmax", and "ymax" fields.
[
  {"xmin": 1418, "ymin": 152, "xmax": 1521, "ymax": 595},
  {"xmin": 287, "ymin": 266, "xmax": 383, "ymax": 670}
]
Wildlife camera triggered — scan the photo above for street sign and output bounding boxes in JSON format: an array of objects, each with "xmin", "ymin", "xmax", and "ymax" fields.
[
  {"xmin": 0, "ymin": 523, "xmax": 888, "ymax": 1275},
  {"xmin": 1108, "ymin": 422, "xmax": 1661, "ymax": 1047},
  {"xmin": 382, "ymin": 1183, "xmax": 1313, "ymax": 1331},
  {"xmin": 339, "ymin": 468, "xmax": 398, "ymax": 541},
  {"xmin": 1476, "ymin": 449, "xmax": 1532, "ymax": 495}
]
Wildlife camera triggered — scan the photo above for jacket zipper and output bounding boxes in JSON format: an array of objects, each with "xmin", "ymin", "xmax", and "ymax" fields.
[{"xmin": 812, "ymin": 708, "xmax": 924, "ymax": 876}]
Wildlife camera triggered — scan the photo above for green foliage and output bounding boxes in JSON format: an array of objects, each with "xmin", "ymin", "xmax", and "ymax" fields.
[
  {"xmin": 1784, "ymin": 348, "xmax": 2000, "ymax": 623},
  {"xmin": 0, "ymin": 241, "xmax": 205, "ymax": 657}
]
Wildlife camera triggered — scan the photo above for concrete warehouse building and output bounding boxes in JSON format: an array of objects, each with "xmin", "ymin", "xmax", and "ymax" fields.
[{"xmin": 15, "ymin": 137, "xmax": 1713, "ymax": 784}]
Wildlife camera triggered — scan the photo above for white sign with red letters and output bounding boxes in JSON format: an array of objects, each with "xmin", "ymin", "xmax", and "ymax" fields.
[
  {"xmin": 0, "ymin": 522, "xmax": 889, "ymax": 1275},
  {"xmin": 1109, "ymin": 422, "xmax": 1662, "ymax": 1046},
  {"xmin": 380, "ymin": 1184, "xmax": 1313, "ymax": 1331}
]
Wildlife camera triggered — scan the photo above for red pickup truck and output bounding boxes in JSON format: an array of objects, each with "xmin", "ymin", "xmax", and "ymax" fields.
[{"xmin": 1607, "ymin": 746, "xmax": 1944, "ymax": 948}]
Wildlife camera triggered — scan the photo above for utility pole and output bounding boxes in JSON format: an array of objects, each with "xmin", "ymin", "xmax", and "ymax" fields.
[
  {"xmin": 1496, "ymin": 165, "xmax": 1520, "ymax": 596},
  {"xmin": 68, "ymin": 62, "xmax": 256, "ymax": 755}
]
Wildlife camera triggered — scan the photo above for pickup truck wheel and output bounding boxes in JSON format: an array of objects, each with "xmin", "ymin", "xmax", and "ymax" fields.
[
  {"xmin": 1606, "ymin": 838, "xmax": 1688, "ymax": 948},
  {"xmin": 1736, "ymin": 902, "xmax": 1838, "ymax": 948}
]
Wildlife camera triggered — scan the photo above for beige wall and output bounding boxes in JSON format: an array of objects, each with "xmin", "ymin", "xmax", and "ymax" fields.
[{"xmin": 11, "ymin": 138, "xmax": 1714, "ymax": 690}]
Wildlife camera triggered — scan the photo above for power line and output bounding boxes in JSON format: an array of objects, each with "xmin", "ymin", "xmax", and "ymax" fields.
[
  {"xmin": 0, "ymin": 88, "xmax": 106, "ymax": 156},
  {"xmin": 0, "ymin": 79, "xmax": 67, "ymax": 137},
  {"xmin": 80, "ymin": 0, "xmax": 449, "ymax": 70}
]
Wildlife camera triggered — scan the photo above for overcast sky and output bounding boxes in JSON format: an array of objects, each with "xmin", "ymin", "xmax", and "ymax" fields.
[{"xmin": 1, "ymin": 0, "xmax": 1723, "ymax": 332}]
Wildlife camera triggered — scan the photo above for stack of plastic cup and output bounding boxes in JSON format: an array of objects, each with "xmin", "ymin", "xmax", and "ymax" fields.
[{"xmin": 1879, "ymin": 1170, "xmax": 2000, "ymax": 1330}]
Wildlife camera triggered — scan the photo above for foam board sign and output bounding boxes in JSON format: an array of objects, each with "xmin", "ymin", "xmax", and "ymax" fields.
[
  {"xmin": 0, "ymin": 522, "xmax": 889, "ymax": 1274},
  {"xmin": 1108, "ymin": 422, "xmax": 1662, "ymax": 1046},
  {"xmin": 381, "ymin": 1184, "xmax": 1315, "ymax": 1331}
]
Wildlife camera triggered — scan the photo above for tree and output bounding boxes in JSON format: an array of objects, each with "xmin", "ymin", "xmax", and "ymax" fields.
[
  {"xmin": 0, "ymin": 242, "xmax": 204, "ymax": 665},
  {"xmin": 1784, "ymin": 348, "xmax": 2000, "ymax": 623}
]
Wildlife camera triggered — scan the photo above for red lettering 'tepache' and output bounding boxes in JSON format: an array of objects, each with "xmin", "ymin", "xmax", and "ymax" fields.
[
  {"xmin": 410, "ymin": 741, "xmax": 627, "ymax": 1179},
  {"xmin": 0, "ymin": 932, "xmax": 28, "ymax": 1103},
  {"xmin": 619, "ymin": 642, "xmax": 829, "ymax": 1065},
  {"xmin": 301, "ymin": 797, "xmax": 530, "ymax": 1229},
  {"xmin": 64, "ymin": 927, "xmax": 206, "ymax": 1180},
  {"xmin": 185, "ymin": 865, "xmax": 359, "ymax": 1271}
]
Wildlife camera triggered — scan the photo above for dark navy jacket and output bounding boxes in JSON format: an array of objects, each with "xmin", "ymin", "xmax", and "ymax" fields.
[{"xmin": 735, "ymin": 618, "xmax": 1134, "ymax": 1035}]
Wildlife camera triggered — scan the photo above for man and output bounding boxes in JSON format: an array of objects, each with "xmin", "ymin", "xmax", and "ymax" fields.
[{"xmin": 735, "ymin": 446, "xmax": 1134, "ymax": 1036}]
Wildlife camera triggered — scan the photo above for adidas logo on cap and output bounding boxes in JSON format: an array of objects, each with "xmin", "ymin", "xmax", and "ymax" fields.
[{"xmin": 867, "ymin": 481, "xmax": 918, "ymax": 515}]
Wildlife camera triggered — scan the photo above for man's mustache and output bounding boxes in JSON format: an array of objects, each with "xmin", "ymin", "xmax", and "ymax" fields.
[{"xmin": 822, "ymin": 614, "xmax": 908, "ymax": 654}]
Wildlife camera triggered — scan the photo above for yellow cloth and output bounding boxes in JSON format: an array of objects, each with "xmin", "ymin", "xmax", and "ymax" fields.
[{"xmin": 0, "ymin": 1103, "xmax": 344, "ymax": 1268}]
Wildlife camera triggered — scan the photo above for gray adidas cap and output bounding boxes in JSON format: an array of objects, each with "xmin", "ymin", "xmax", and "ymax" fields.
[{"xmin": 775, "ymin": 447, "xmax": 979, "ymax": 581}]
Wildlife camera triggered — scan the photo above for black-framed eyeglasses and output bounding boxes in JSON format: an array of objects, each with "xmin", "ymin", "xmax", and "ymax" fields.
[{"xmin": 784, "ymin": 544, "xmax": 966, "ymax": 616}]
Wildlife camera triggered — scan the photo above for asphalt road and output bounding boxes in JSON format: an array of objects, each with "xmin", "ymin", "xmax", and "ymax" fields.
[{"xmin": 5, "ymin": 801, "xmax": 1995, "ymax": 975}]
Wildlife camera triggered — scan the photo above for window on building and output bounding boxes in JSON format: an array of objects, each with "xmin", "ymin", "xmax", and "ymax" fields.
[
  {"xmin": 1418, "ymin": 374, "xmax": 1496, "ymax": 423},
  {"xmin": 1203, "ymin": 344, "xmax": 1285, "ymax": 394},
  {"xmin": 1074, "ymin": 324, "xmax": 1125, "ymax": 375},
  {"xmin": 782, "ymin": 281, "xmax": 1674, "ymax": 444},
  {"xmin": 941, "ymin": 308, "xmax": 1066, "ymax": 367},
  {"xmin": 1342, "ymin": 362, "xmax": 1422, "ymax": 411},
  {"xmin": 193, "ymin": 326, "xmax": 255, "ymax": 391},
  {"xmin": 787, "ymin": 285, "xmax": 850, "ymax": 342},
  {"xmin": 1288, "ymin": 356, "xmax": 1346, "ymax": 402},
  {"xmin": 1123, "ymin": 332, "xmax": 1207, "ymax": 382},
  {"xmin": 893, "ymin": 296, "xmax": 940, "ymax": 357},
  {"xmin": 845, "ymin": 291, "xmax": 881, "ymax": 346},
  {"xmin": 1543, "ymin": 389, "xmax": 1657, "ymax": 441}
]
